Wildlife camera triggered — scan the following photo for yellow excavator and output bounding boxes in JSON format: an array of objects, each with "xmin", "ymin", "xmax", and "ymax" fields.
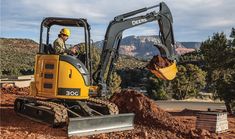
[{"xmin": 14, "ymin": 2, "xmax": 177, "ymax": 137}]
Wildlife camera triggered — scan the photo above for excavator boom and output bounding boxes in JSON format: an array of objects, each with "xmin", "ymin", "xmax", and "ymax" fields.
[{"xmin": 93, "ymin": 2, "xmax": 178, "ymax": 96}]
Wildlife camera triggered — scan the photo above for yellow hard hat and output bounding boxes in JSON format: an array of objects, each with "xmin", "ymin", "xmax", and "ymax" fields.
[{"xmin": 60, "ymin": 28, "xmax": 71, "ymax": 37}]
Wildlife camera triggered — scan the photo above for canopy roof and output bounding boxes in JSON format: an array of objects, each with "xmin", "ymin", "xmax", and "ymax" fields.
[{"xmin": 41, "ymin": 17, "xmax": 88, "ymax": 28}]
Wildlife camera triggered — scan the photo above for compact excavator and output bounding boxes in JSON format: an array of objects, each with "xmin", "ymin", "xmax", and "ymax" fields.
[{"xmin": 14, "ymin": 2, "xmax": 177, "ymax": 137}]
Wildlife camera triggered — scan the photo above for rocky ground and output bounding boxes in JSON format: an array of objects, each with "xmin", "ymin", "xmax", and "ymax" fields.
[{"xmin": 0, "ymin": 87, "xmax": 235, "ymax": 139}]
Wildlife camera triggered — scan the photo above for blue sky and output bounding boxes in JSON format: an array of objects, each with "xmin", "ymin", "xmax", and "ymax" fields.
[{"xmin": 1, "ymin": 0, "xmax": 235, "ymax": 43}]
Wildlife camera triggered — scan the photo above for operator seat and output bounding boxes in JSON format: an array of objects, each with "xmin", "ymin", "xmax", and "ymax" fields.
[{"xmin": 43, "ymin": 44, "xmax": 55, "ymax": 54}]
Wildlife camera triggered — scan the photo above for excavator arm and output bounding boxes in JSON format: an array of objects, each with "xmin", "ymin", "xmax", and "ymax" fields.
[{"xmin": 93, "ymin": 2, "xmax": 178, "ymax": 96}]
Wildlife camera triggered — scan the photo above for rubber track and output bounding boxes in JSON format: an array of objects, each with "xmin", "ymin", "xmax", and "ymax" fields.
[
  {"xmin": 87, "ymin": 98, "xmax": 119, "ymax": 115},
  {"xmin": 36, "ymin": 100, "xmax": 68, "ymax": 126}
]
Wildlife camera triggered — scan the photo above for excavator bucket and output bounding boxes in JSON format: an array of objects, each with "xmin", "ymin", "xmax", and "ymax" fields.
[
  {"xmin": 68, "ymin": 113, "xmax": 134, "ymax": 137},
  {"xmin": 146, "ymin": 55, "xmax": 177, "ymax": 80}
]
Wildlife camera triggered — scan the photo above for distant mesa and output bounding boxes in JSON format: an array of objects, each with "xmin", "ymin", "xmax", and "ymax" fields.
[
  {"xmin": 94, "ymin": 35, "xmax": 201, "ymax": 58},
  {"xmin": 175, "ymin": 47, "xmax": 195, "ymax": 55},
  {"xmin": 0, "ymin": 38, "xmax": 39, "ymax": 49}
]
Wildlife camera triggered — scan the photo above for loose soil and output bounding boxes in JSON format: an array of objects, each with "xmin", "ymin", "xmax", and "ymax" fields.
[
  {"xmin": 1, "ymin": 87, "xmax": 234, "ymax": 139},
  {"xmin": 147, "ymin": 55, "xmax": 172, "ymax": 69},
  {"xmin": 146, "ymin": 55, "xmax": 174, "ymax": 79}
]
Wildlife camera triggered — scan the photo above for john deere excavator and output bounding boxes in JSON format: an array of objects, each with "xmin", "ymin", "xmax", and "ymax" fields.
[{"xmin": 14, "ymin": 2, "xmax": 177, "ymax": 137}]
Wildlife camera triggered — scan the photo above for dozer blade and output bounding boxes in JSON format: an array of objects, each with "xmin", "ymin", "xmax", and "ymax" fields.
[
  {"xmin": 68, "ymin": 113, "xmax": 134, "ymax": 137},
  {"xmin": 147, "ymin": 55, "xmax": 178, "ymax": 80}
]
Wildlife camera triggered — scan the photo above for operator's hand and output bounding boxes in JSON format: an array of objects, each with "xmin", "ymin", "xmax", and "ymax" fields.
[{"xmin": 70, "ymin": 47, "xmax": 78, "ymax": 55}]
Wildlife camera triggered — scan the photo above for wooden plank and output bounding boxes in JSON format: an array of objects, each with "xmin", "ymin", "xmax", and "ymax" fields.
[
  {"xmin": 196, "ymin": 120, "xmax": 227, "ymax": 123},
  {"xmin": 196, "ymin": 112, "xmax": 228, "ymax": 133},
  {"xmin": 197, "ymin": 114, "xmax": 227, "ymax": 119}
]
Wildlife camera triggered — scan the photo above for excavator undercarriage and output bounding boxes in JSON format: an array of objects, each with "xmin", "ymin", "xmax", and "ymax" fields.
[{"xmin": 14, "ymin": 96, "xmax": 134, "ymax": 136}]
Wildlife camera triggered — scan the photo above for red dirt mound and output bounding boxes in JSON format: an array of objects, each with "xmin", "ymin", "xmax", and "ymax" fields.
[
  {"xmin": 0, "ymin": 86, "xmax": 29, "ymax": 95},
  {"xmin": 0, "ymin": 86, "xmax": 29, "ymax": 106},
  {"xmin": 110, "ymin": 89, "xmax": 212, "ymax": 138}
]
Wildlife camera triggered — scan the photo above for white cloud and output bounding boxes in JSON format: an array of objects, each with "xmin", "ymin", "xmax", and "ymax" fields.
[
  {"xmin": 201, "ymin": 19, "xmax": 234, "ymax": 28},
  {"xmin": 1, "ymin": 0, "xmax": 235, "ymax": 41}
]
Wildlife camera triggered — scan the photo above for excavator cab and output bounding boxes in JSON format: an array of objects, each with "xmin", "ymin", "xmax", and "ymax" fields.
[{"xmin": 39, "ymin": 17, "xmax": 91, "ymax": 65}]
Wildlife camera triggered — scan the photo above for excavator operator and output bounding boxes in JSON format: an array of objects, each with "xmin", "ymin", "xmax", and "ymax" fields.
[{"xmin": 53, "ymin": 28, "xmax": 78, "ymax": 55}]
